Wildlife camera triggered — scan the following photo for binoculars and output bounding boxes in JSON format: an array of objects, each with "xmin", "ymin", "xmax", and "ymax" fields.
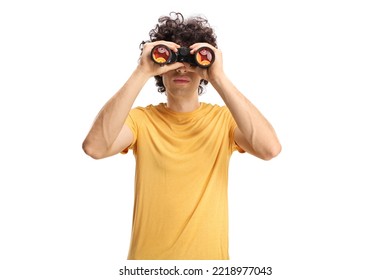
[{"xmin": 151, "ymin": 44, "xmax": 215, "ymax": 68}]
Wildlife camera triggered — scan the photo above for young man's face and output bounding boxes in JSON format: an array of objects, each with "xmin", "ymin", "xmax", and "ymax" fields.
[{"xmin": 161, "ymin": 64, "xmax": 202, "ymax": 96}]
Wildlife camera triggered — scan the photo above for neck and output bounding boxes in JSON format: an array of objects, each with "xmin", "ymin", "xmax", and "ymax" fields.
[{"xmin": 166, "ymin": 92, "xmax": 200, "ymax": 113}]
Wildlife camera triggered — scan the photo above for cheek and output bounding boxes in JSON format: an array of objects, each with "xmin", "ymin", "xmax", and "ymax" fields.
[
  {"xmin": 188, "ymin": 73, "xmax": 201, "ymax": 84},
  {"xmin": 161, "ymin": 75, "xmax": 169, "ymax": 86},
  {"xmin": 194, "ymin": 78, "xmax": 202, "ymax": 86}
]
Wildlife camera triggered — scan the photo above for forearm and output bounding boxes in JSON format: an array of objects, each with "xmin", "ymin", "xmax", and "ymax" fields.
[
  {"xmin": 82, "ymin": 68, "xmax": 149, "ymax": 157},
  {"xmin": 211, "ymin": 73, "xmax": 281, "ymax": 158}
]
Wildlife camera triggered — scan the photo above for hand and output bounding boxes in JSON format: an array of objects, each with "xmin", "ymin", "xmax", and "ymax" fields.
[
  {"xmin": 189, "ymin": 43, "xmax": 224, "ymax": 82},
  {"xmin": 137, "ymin": 41, "xmax": 186, "ymax": 78}
]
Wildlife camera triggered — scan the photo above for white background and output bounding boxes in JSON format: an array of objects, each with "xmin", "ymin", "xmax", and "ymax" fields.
[{"xmin": 1, "ymin": 0, "xmax": 389, "ymax": 279}]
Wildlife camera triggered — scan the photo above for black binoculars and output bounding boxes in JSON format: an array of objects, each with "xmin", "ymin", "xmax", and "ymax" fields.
[{"xmin": 151, "ymin": 44, "xmax": 215, "ymax": 68}]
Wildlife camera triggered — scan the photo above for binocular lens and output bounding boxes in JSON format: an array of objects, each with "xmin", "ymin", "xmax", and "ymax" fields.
[
  {"xmin": 151, "ymin": 44, "xmax": 214, "ymax": 68},
  {"xmin": 151, "ymin": 45, "xmax": 171, "ymax": 64},
  {"xmin": 195, "ymin": 47, "xmax": 214, "ymax": 67}
]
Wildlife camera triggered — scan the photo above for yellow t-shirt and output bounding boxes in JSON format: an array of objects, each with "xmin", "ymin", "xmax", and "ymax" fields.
[{"xmin": 123, "ymin": 102, "xmax": 243, "ymax": 260}]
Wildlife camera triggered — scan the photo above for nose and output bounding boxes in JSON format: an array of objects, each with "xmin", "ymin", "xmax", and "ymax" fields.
[{"xmin": 175, "ymin": 67, "xmax": 187, "ymax": 74}]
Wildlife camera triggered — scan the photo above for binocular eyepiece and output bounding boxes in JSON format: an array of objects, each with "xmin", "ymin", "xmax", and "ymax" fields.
[{"xmin": 151, "ymin": 44, "xmax": 215, "ymax": 68}]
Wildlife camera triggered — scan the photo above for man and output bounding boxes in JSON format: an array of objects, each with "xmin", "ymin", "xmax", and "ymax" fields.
[{"xmin": 82, "ymin": 12, "xmax": 281, "ymax": 260}]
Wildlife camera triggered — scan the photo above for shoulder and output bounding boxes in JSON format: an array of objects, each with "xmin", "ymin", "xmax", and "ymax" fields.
[
  {"xmin": 201, "ymin": 102, "xmax": 228, "ymax": 112},
  {"xmin": 130, "ymin": 104, "xmax": 163, "ymax": 117},
  {"xmin": 127, "ymin": 104, "xmax": 162, "ymax": 128},
  {"xmin": 131, "ymin": 103, "xmax": 160, "ymax": 112},
  {"xmin": 201, "ymin": 102, "xmax": 231, "ymax": 117}
]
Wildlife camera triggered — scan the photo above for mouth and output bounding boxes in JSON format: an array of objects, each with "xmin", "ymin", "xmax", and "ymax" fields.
[{"xmin": 173, "ymin": 76, "xmax": 190, "ymax": 83}]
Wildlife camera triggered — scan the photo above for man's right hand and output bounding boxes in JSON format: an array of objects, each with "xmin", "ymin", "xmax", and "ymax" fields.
[{"xmin": 137, "ymin": 40, "xmax": 186, "ymax": 77}]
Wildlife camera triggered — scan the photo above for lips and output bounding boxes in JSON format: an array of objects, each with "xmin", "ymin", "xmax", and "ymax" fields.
[{"xmin": 173, "ymin": 76, "xmax": 190, "ymax": 83}]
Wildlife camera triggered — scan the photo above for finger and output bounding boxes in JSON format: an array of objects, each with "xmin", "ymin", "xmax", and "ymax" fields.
[
  {"xmin": 182, "ymin": 62, "xmax": 196, "ymax": 73},
  {"xmin": 152, "ymin": 41, "xmax": 181, "ymax": 52},
  {"xmin": 158, "ymin": 62, "xmax": 185, "ymax": 74},
  {"xmin": 189, "ymin": 42, "xmax": 215, "ymax": 54}
]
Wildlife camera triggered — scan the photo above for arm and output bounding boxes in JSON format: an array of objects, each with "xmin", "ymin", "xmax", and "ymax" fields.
[
  {"xmin": 212, "ymin": 74, "xmax": 281, "ymax": 160},
  {"xmin": 82, "ymin": 41, "xmax": 183, "ymax": 159},
  {"xmin": 190, "ymin": 43, "xmax": 282, "ymax": 160}
]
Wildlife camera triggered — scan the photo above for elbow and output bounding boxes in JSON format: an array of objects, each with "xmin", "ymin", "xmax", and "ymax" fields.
[
  {"xmin": 82, "ymin": 140, "xmax": 105, "ymax": 160},
  {"xmin": 265, "ymin": 142, "xmax": 282, "ymax": 160},
  {"xmin": 257, "ymin": 142, "xmax": 282, "ymax": 161}
]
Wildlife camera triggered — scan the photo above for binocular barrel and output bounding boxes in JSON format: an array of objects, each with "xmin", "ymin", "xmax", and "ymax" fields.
[{"xmin": 151, "ymin": 44, "xmax": 215, "ymax": 68}]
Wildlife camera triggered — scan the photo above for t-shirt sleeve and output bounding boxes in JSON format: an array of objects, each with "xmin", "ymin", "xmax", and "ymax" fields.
[
  {"xmin": 229, "ymin": 123, "xmax": 245, "ymax": 153},
  {"xmin": 121, "ymin": 108, "xmax": 141, "ymax": 154},
  {"xmin": 224, "ymin": 107, "xmax": 245, "ymax": 154}
]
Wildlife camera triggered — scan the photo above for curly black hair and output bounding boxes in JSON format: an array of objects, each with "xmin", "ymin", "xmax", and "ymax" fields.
[{"xmin": 140, "ymin": 12, "xmax": 218, "ymax": 95}]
